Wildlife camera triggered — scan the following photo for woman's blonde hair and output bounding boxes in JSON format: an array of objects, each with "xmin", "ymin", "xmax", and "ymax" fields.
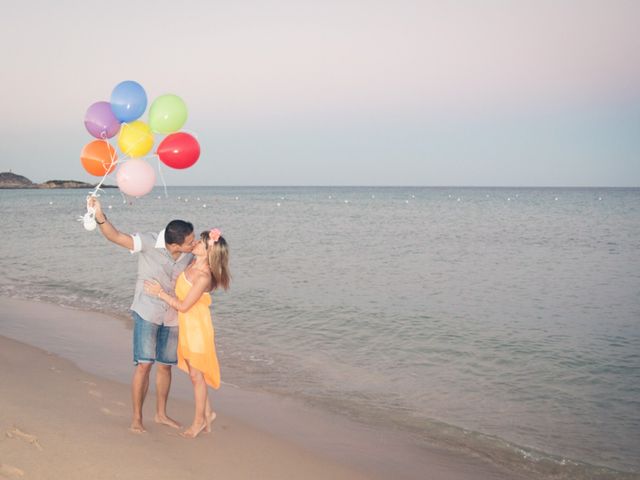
[{"xmin": 201, "ymin": 231, "xmax": 231, "ymax": 291}]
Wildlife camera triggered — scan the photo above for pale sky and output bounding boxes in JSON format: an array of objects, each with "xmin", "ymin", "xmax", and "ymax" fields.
[{"xmin": 1, "ymin": 0, "xmax": 639, "ymax": 186}]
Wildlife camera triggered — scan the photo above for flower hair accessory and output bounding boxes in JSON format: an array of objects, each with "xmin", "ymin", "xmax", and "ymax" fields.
[{"xmin": 208, "ymin": 228, "xmax": 222, "ymax": 243}]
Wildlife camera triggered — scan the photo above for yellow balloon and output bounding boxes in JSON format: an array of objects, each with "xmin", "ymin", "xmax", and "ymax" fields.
[{"xmin": 118, "ymin": 120, "xmax": 154, "ymax": 158}]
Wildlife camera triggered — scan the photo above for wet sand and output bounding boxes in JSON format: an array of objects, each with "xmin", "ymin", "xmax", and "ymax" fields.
[
  {"xmin": 0, "ymin": 334, "xmax": 379, "ymax": 480},
  {"xmin": 0, "ymin": 297, "xmax": 524, "ymax": 480}
]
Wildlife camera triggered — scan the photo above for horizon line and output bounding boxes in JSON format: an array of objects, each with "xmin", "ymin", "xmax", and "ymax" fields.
[{"xmin": 155, "ymin": 184, "xmax": 640, "ymax": 189}]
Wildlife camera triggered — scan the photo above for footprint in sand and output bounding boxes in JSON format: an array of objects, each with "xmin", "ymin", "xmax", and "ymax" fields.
[
  {"xmin": 111, "ymin": 400, "xmax": 126, "ymax": 407},
  {"xmin": 0, "ymin": 463, "xmax": 25, "ymax": 478},
  {"xmin": 88, "ymin": 390, "xmax": 102, "ymax": 398},
  {"xmin": 5, "ymin": 427, "xmax": 43, "ymax": 451},
  {"xmin": 100, "ymin": 407, "xmax": 116, "ymax": 416},
  {"xmin": 83, "ymin": 380, "xmax": 97, "ymax": 387},
  {"xmin": 48, "ymin": 366, "xmax": 61, "ymax": 374}
]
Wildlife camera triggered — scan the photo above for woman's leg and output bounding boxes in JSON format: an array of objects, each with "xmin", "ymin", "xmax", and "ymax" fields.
[
  {"xmin": 182, "ymin": 360, "xmax": 208, "ymax": 438},
  {"xmin": 204, "ymin": 395, "xmax": 217, "ymax": 433}
]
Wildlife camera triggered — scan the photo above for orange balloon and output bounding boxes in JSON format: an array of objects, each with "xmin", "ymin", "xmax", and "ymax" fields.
[{"xmin": 80, "ymin": 140, "xmax": 118, "ymax": 176}]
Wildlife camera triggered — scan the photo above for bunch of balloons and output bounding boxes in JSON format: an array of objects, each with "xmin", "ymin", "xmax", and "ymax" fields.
[{"xmin": 81, "ymin": 80, "xmax": 201, "ymax": 197}]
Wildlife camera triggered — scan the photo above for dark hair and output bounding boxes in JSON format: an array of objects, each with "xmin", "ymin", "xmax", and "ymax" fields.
[{"xmin": 164, "ymin": 220, "xmax": 194, "ymax": 245}]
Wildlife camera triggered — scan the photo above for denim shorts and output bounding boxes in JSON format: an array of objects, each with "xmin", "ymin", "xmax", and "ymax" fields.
[{"xmin": 132, "ymin": 311, "xmax": 178, "ymax": 366}]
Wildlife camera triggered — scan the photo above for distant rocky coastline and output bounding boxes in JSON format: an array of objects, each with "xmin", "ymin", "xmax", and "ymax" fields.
[{"xmin": 0, "ymin": 172, "xmax": 116, "ymax": 189}]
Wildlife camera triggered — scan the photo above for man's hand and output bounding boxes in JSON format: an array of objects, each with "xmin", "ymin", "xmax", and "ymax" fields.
[
  {"xmin": 88, "ymin": 196, "xmax": 134, "ymax": 250},
  {"xmin": 144, "ymin": 280, "xmax": 164, "ymax": 297},
  {"xmin": 88, "ymin": 196, "xmax": 105, "ymax": 222}
]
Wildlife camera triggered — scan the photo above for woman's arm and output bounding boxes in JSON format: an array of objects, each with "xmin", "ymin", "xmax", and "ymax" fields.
[{"xmin": 144, "ymin": 275, "xmax": 210, "ymax": 313}]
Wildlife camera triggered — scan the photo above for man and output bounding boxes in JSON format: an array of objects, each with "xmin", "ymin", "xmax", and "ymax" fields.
[{"xmin": 89, "ymin": 197, "xmax": 195, "ymax": 433}]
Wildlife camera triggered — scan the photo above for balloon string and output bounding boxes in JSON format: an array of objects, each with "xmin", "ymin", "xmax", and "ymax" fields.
[
  {"xmin": 155, "ymin": 155, "xmax": 169, "ymax": 198},
  {"xmin": 89, "ymin": 136, "xmax": 120, "ymax": 197},
  {"xmin": 88, "ymin": 121, "xmax": 148, "ymax": 198}
]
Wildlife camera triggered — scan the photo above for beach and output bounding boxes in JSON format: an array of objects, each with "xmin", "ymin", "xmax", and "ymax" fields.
[
  {"xmin": 0, "ymin": 335, "xmax": 374, "ymax": 480},
  {"xmin": 2, "ymin": 0, "xmax": 639, "ymax": 476},
  {"xmin": 0, "ymin": 297, "xmax": 529, "ymax": 480},
  {"xmin": 1, "ymin": 187, "xmax": 638, "ymax": 479}
]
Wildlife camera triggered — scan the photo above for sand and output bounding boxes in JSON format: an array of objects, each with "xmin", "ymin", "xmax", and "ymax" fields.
[
  {"xmin": 0, "ymin": 298, "xmax": 527, "ymax": 480},
  {"xmin": 0, "ymin": 334, "xmax": 374, "ymax": 480}
]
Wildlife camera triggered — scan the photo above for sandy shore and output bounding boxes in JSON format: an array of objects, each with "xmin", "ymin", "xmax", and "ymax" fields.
[
  {"xmin": 0, "ymin": 334, "xmax": 375, "ymax": 480},
  {"xmin": 0, "ymin": 298, "xmax": 527, "ymax": 480}
]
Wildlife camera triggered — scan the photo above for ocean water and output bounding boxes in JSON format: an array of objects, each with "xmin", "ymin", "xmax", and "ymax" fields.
[{"xmin": 1, "ymin": 186, "xmax": 639, "ymax": 478}]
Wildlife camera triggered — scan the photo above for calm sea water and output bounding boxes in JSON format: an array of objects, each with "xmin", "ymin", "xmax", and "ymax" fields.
[{"xmin": 1, "ymin": 186, "xmax": 639, "ymax": 478}]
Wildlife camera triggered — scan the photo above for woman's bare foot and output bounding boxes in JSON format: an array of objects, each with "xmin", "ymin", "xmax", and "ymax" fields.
[
  {"xmin": 129, "ymin": 420, "xmax": 146, "ymax": 433},
  {"xmin": 180, "ymin": 421, "xmax": 207, "ymax": 439},
  {"xmin": 154, "ymin": 414, "xmax": 181, "ymax": 429},
  {"xmin": 204, "ymin": 411, "xmax": 217, "ymax": 433}
]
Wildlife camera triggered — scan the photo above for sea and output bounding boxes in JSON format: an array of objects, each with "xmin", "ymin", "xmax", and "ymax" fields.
[{"xmin": 1, "ymin": 186, "xmax": 639, "ymax": 479}]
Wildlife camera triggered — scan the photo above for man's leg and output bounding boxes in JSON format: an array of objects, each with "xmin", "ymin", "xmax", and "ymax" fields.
[
  {"xmin": 131, "ymin": 312, "xmax": 157, "ymax": 433},
  {"xmin": 154, "ymin": 324, "xmax": 181, "ymax": 428},
  {"xmin": 131, "ymin": 362, "xmax": 152, "ymax": 432},
  {"xmin": 155, "ymin": 364, "xmax": 180, "ymax": 428}
]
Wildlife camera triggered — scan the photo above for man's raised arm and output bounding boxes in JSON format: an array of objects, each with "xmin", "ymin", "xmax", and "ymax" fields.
[{"xmin": 88, "ymin": 197, "xmax": 134, "ymax": 251}]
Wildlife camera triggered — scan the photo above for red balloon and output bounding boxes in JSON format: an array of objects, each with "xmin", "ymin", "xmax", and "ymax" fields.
[{"xmin": 157, "ymin": 132, "xmax": 200, "ymax": 169}]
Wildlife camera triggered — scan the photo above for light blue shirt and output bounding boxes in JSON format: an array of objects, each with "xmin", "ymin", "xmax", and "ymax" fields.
[{"xmin": 129, "ymin": 230, "xmax": 192, "ymax": 326}]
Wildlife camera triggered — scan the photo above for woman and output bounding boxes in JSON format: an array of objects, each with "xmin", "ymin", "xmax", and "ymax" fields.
[{"xmin": 145, "ymin": 228, "xmax": 230, "ymax": 438}]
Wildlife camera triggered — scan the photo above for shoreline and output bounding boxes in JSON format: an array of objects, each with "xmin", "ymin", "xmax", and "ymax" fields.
[
  {"xmin": 0, "ymin": 297, "xmax": 525, "ymax": 480},
  {"xmin": 0, "ymin": 335, "xmax": 374, "ymax": 480}
]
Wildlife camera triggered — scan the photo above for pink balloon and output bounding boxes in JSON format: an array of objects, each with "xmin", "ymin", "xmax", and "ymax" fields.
[{"xmin": 116, "ymin": 159, "xmax": 156, "ymax": 197}]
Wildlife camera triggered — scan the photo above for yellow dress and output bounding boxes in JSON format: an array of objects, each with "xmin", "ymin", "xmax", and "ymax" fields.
[{"xmin": 175, "ymin": 271, "xmax": 220, "ymax": 389}]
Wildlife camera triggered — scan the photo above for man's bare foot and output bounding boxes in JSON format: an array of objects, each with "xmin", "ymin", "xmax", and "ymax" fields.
[
  {"xmin": 180, "ymin": 421, "xmax": 207, "ymax": 439},
  {"xmin": 204, "ymin": 411, "xmax": 217, "ymax": 433},
  {"xmin": 129, "ymin": 420, "xmax": 146, "ymax": 433},
  {"xmin": 154, "ymin": 414, "xmax": 181, "ymax": 429}
]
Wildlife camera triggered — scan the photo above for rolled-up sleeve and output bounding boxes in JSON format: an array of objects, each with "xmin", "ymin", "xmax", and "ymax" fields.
[{"xmin": 130, "ymin": 233, "xmax": 142, "ymax": 254}]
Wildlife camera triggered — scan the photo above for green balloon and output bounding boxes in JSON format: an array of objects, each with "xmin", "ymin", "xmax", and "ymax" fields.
[{"xmin": 148, "ymin": 94, "xmax": 188, "ymax": 134}]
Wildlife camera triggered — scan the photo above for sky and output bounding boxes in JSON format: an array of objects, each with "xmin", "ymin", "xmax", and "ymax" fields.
[{"xmin": 0, "ymin": 0, "xmax": 639, "ymax": 186}]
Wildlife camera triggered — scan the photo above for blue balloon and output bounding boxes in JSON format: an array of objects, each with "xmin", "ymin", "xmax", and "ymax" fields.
[{"xmin": 110, "ymin": 81, "xmax": 147, "ymax": 122}]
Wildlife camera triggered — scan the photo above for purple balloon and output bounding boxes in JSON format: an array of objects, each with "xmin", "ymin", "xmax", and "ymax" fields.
[{"xmin": 84, "ymin": 101, "xmax": 121, "ymax": 139}]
